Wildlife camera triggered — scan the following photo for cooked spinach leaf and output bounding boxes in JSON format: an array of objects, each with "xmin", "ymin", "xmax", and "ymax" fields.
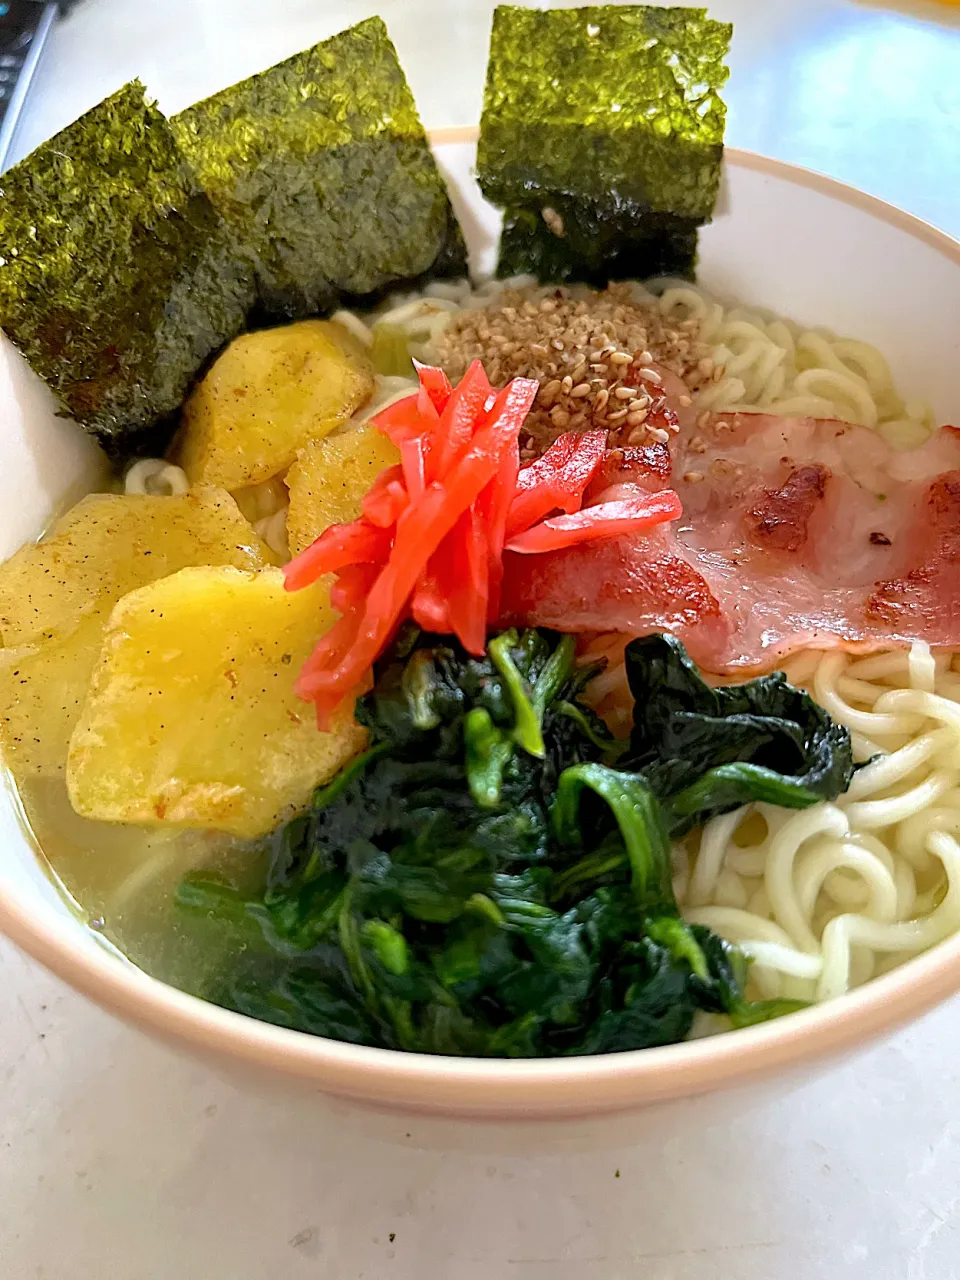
[
  {"xmin": 0, "ymin": 81, "xmax": 253, "ymax": 455},
  {"xmin": 173, "ymin": 17, "xmax": 467, "ymax": 320},
  {"xmin": 623, "ymin": 634, "xmax": 855, "ymax": 834},
  {"xmin": 179, "ymin": 629, "xmax": 840, "ymax": 1057},
  {"xmin": 478, "ymin": 5, "xmax": 732, "ymax": 284}
]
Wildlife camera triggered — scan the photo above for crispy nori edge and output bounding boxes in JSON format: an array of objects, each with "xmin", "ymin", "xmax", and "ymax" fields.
[
  {"xmin": 478, "ymin": 4, "xmax": 731, "ymax": 285},
  {"xmin": 173, "ymin": 17, "xmax": 467, "ymax": 322},
  {"xmin": 478, "ymin": 5, "xmax": 731, "ymax": 218},
  {"xmin": 0, "ymin": 81, "xmax": 254, "ymax": 451}
]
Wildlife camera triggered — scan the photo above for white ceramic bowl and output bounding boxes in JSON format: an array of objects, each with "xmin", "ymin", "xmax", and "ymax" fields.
[{"xmin": 1, "ymin": 133, "xmax": 960, "ymax": 1122}]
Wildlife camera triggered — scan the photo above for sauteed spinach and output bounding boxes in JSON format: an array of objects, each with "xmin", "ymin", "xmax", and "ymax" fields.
[{"xmin": 178, "ymin": 629, "xmax": 852, "ymax": 1056}]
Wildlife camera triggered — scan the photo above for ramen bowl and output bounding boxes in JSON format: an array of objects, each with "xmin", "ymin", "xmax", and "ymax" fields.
[{"xmin": 1, "ymin": 135, "xmax": 959, "ymax": 1122}]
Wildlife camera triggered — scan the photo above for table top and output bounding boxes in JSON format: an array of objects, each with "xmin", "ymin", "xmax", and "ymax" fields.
[{"xmin": 2, "ymin": 2, "xmax": 960, "ymax": 1277}]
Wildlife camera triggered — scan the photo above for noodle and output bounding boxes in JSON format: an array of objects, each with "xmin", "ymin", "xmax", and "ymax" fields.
[
  {"xmin": 118, "ymin": 281, "xmax": 956, "ymax": 1010},
  {"xmin": 655, "ymin": 282, "xmax": 934, "ymax": 446},
  {"xmin": 675, "ymin": 644, "xmax": 960, "ymax": 1003},
  {"xmin": 353, "ymin": 275, "xmax": 933, "ymax": 447},
  {"xmin": 123, "ymin": 458, "xmax": 190, "ymax": 497}
]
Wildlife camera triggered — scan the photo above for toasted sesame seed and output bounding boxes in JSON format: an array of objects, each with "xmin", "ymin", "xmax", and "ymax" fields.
[
  {"xmin": 428, "ymin": 280, "xmax": 707, "ymax": 453},
  {"xmin": 541, "ymin": 206, "xmax": 565, "ymax": 238},
  {"xmin": 626, "ymin": 409, "xmax": 648, "ymax": 427},
  {"xmin": 627, "ymin": 426, "xmax": 648, "ymax": 444},
  {"xmin": 678, "ymin": 394, "xmax": 693, "ymax": 407},
  {"xmin": 637, "ymin": 367, "xmax": 662, "ymax": 385},
  {"xmin": 689, "ymin": 435, "xmax": 708, "ymax": 453},
  {"xmin": 683, "ymin": 470, "xmax": 705, "ymax": 484},
  {"xmin": 649, "ymin": 427, "xmax": 670, "ymax": 443}
]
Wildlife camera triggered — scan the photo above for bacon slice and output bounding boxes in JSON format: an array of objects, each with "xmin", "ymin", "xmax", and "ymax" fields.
[{"xmin": 500, "ymin": 412, "xmax": 960, "ymax": 672}]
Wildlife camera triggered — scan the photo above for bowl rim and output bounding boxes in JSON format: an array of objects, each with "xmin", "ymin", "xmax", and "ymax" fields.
[{"xmin": 2, "ymin": 138, "xmax": 960, "ymax": 1118}]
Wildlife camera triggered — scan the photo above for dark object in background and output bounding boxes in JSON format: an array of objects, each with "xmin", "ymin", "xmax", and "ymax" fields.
[{"xmin": 0, "ymin": 1, "xmax": 60, "ymax": 171}]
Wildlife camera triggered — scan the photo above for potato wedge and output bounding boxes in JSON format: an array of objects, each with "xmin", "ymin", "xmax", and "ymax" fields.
[
  {"xmin": 0, "ymin": 487, "xmax": 273, "ymax": 649},
  {"xmin": 286, "ymin": 424, "xmax": 400, "ymax": 554},
  {"xmin": 0, "ymin": 488, "xmax": 273, "ymax": 777},
  {"xmin": 176, "ymin": 320, "xmax": 375, "ymax": 490},
  {"xmin": 0, "ymin": 616, "xmax": 108, "ymax": 779},
  {"xmin": 67, "ymin": 567, "xmax": 365, "ymax": 838}
]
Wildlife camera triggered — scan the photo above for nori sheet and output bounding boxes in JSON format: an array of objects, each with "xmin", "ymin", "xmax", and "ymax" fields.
[
  {"xmin": 173, "ymin": 17, "xmax": 468, "ymax": 321},
  {"xmin": 0, "ymin": 82, "xmax": 254, "ymax": 454},
  {"xmin": 478, "ymin": 4, "xmax": 732, "ymax": 284},
  {"xmin": 497, "ymin": 203, "xmax": 699, "ymax": 284}
]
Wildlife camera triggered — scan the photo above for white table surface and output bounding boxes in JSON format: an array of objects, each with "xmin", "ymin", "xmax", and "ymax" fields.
[{"xmin": 3, "ymin": 2, "xmax": 960, "ymax": 1277}]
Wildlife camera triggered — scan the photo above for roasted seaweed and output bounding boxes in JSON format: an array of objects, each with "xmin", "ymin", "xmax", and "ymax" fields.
[
  {"xmin": 478, "ymin": 5, "xmax": 732, "ymax": 284},
  {"xmin": 173, "ymin": 17, "xmax": 467, "ymax": 320},
  {"xmin": 0, "ymin": 82, "xmax": 253, "ymax": 453},
  {"xmin": 497, "ymin": 205, "xmax": 699, "ymax": 284}
]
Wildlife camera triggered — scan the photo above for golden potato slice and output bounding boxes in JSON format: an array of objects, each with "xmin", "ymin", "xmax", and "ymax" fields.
[
  {"xmin": 67, "ymin": 567, "xmax": 365, "ymax": 838},
  {"xmin": 286, "ymin": 424, "xmax": 400, "ymax": 554},
  {"xmin": 0, "ymin": 616, "xmax": 107, "ymax": 779},
  {"xmin": 0, "ymin": 488, "xmax": 274, "ymax": 777},
  {"xmin": 0, "ymin": 486, "xmax": 273, "ymax": 649},
  {"xmin": 176, "ymin": 320, "xmax": 375, "ymax": 490}
]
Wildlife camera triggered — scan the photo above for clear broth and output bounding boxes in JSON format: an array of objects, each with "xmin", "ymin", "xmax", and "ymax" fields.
[{"xmin": 18, "ymin": 774, "xmax": 268, "ymax": 1000}]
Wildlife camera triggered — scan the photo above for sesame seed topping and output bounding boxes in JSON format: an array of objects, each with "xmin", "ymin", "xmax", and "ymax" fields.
[
  {"xmin": 541, "ymin": 207, "xmax": 565, "ymax": 238},
  {"xmin": 428, "ymin": 281, "xmax": 706, "ymax": 453}
]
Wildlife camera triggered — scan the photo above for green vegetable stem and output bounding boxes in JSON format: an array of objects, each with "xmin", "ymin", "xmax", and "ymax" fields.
[{"xmin": 177, "ymin": 627, "xmax": 851, "ymax": 1056}]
